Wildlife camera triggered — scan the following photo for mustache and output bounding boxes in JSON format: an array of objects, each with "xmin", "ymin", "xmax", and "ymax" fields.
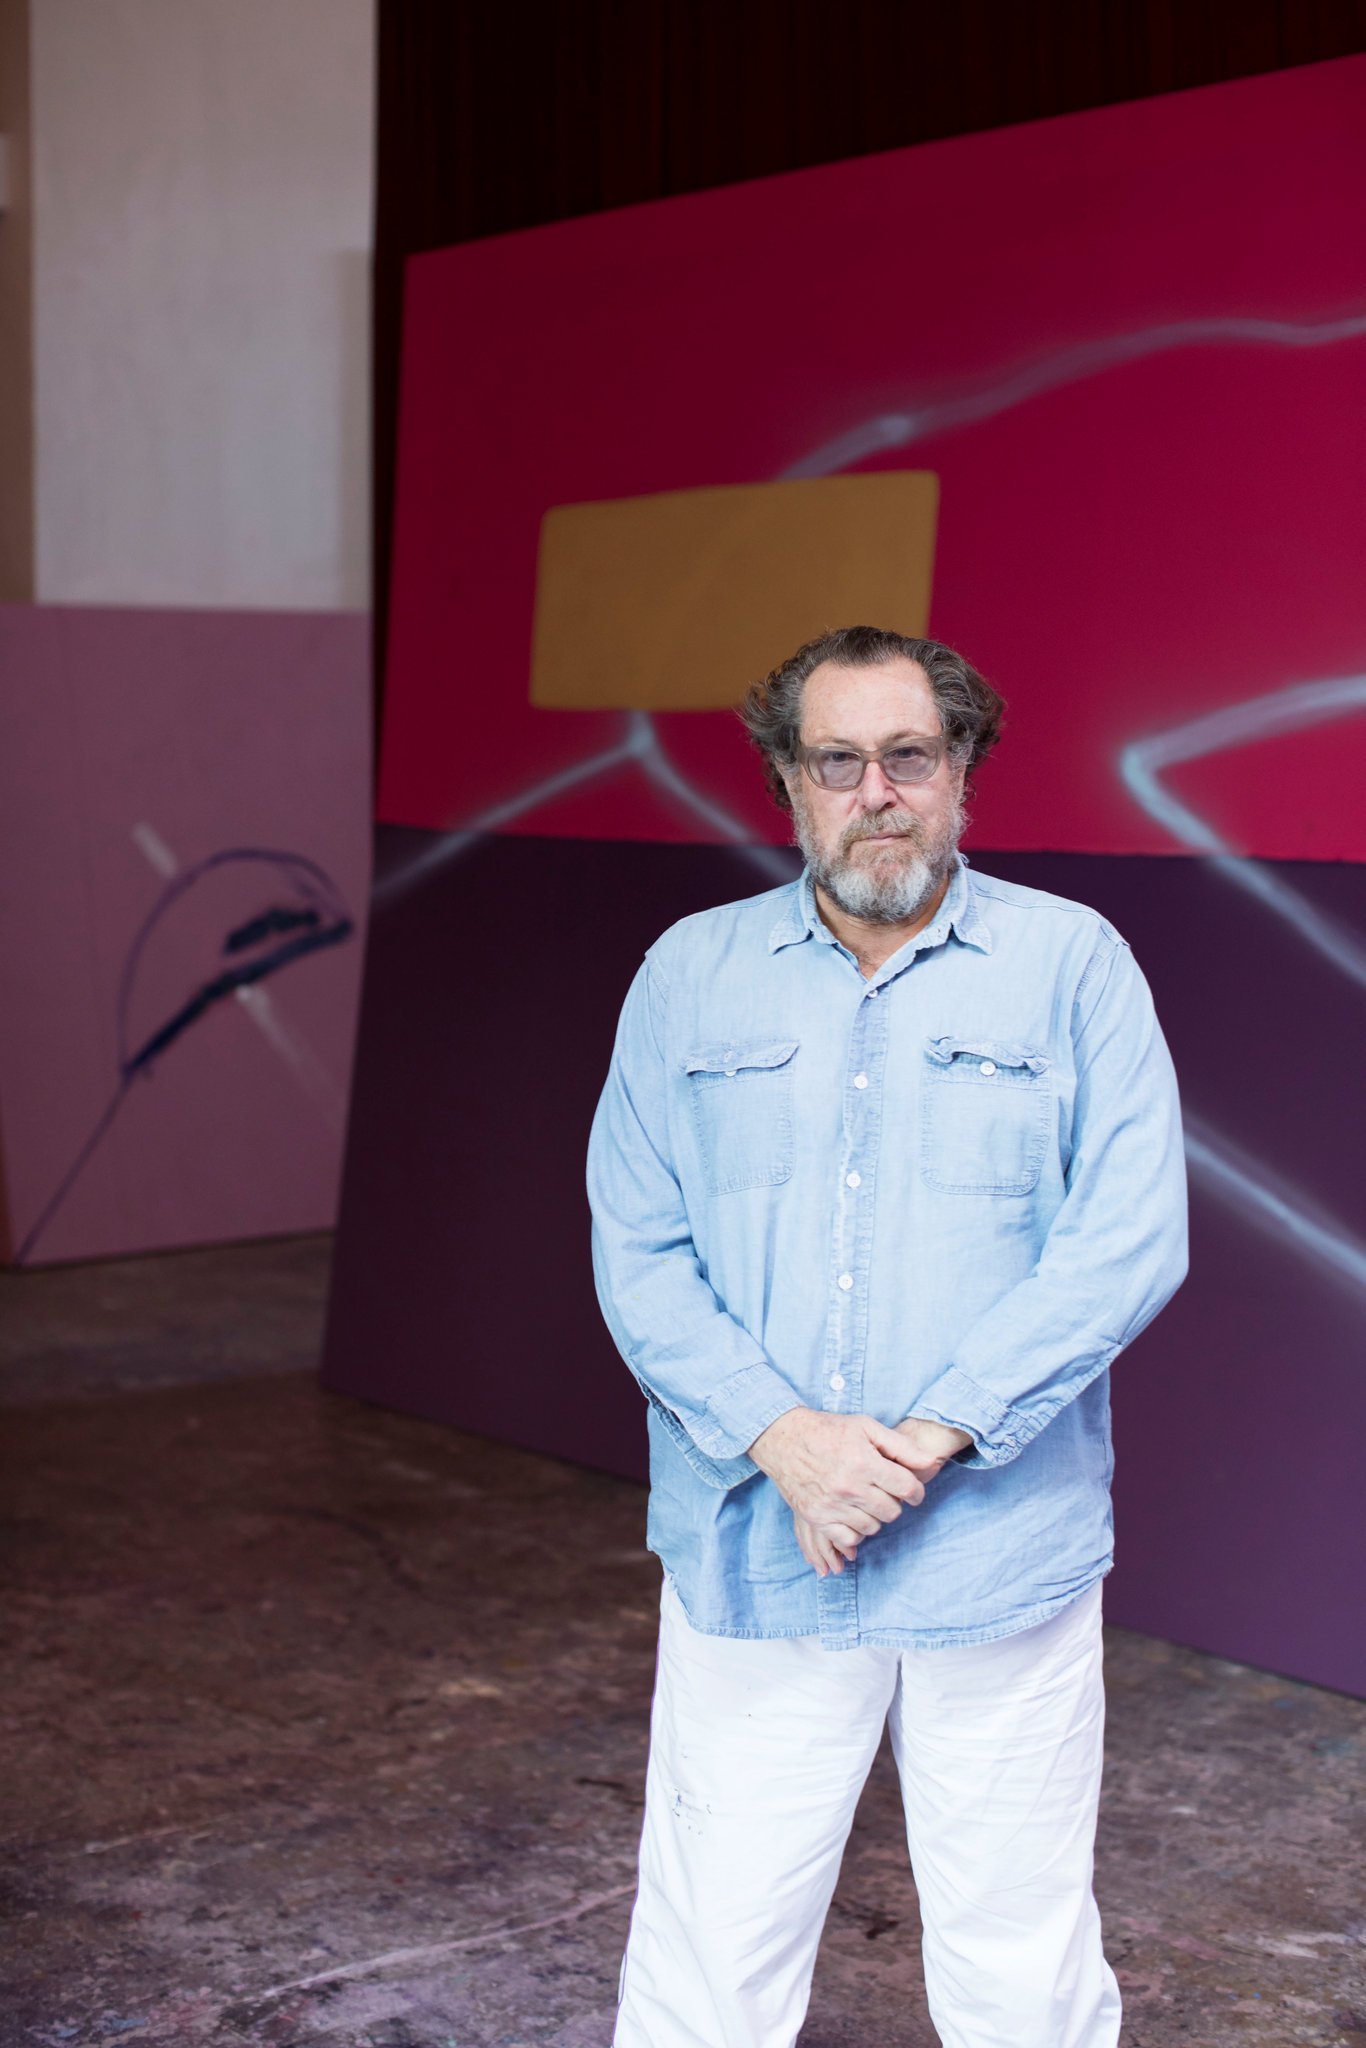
[{"xmin": 841, "ymin": 815, "xmax": 924, "ymax": 852}]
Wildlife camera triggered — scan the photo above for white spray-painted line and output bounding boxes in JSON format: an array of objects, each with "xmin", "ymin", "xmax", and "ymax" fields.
[
  {"xmin": 375, "ymin": 713, "xmax": 795, "ymax": 909},
  {"xmin": 1123, "ymin": 672, "xmax": 1366, "ymax": 771},
  {"xmin": 781, "ymin": 311, "xmax": 1366, "ymax": 477},
  {"xmin": 1120, "ymin": 675, "xmax": 1366, "ymax": 990},
  {"xmin": 233, "ymin": 984, "xmax": 348, "ymax": 1132},
  {"xmin": 130, "ymin": 824, "xmax": 347, "ymax": 1131},
  {"xmin": 130, "ymin": 821, "xmax": 179, "ymax": 879},
  {"xmin": 1183, "ymin": 1120, "xmax": 1366, "ymax": 1298},
  {"xmin": 632, "ymin": 714, "xmax": 796, "ymax": 882},
  {"xmin": 372, "ymin": 721, "xmax": 652, "ymax": 909},
  {"xmin": 254, "ymin": 1881, "xmax": 637, "ymax": 2000},
  {"xmin": 1118, "ymin": 679, "xmax": 1366, "ymax": 1295}
]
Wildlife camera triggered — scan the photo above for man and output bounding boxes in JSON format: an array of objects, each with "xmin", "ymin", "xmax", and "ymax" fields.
[{"xmin": 586, "ymin": 625, "xmax": 1187, "ymax": 2048}]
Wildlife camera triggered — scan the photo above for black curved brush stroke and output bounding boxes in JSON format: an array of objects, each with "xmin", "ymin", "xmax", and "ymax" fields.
[
  {"xmin": 127, "ymin": 921, "xmax": 352, "ymax": 1074},
  {"xmin": 13, "ymin": 846, "xmax": 356, "ymax": 1268},
  {"xmin": 225, "ymin": 905, "xmax": 323, "ymax": 954}
]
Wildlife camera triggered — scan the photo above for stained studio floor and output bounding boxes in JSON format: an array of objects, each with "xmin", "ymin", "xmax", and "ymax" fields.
[{"xmin": 2, "ymin": 1237, "xmax": 1364, "ymax": 2048}]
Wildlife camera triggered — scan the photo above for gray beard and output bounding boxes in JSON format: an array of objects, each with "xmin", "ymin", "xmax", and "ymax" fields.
[{"xmin": 792, "ymin": 797, "xmax": 963, "ymax": 926}]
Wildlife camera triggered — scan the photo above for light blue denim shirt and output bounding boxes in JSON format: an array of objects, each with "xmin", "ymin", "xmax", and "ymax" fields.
[{"xmin": 586, "ymin": 857, "xmax": 1188, "ymax": 1650}]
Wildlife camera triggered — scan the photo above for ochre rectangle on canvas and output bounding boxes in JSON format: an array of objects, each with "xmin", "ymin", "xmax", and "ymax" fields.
[{"xmin": 530, "ymin": 472, "xmax": 937, "ymax": 711}]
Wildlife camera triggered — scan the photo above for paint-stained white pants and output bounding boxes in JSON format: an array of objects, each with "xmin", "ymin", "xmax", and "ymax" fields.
[{"xmin": 614, "ymin": 1576, "xmax": 1120, "ymax": 2048}]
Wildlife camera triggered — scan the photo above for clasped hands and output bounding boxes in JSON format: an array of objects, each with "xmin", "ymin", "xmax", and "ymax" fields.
[{"xmin": 748, "ymin": 1408, "xmax": 973, "ymax": 1578}]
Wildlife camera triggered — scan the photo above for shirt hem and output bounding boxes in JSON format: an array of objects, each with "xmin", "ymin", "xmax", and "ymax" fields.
[{"xmin": 661, "ymin": 1560, "xmax": 1112, "ymax": 1651}]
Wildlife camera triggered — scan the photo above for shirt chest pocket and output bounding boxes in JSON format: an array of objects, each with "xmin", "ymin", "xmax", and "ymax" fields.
[
  {"xmin": 919, "ymin": 1035, "xmax": 1052, "ymax": 1196},
  {"xmin": 682, "ymin": 1040, "xmax": 799, "ymax": 1195}
]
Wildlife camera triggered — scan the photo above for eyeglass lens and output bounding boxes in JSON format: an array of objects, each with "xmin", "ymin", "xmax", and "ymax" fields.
[{"xmin": 807, "ymin": 741, "xmax": 940, "ymax": 789}]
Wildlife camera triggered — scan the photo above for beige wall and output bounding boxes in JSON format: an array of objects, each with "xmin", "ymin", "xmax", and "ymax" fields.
[
  {"xmin": 30, "ymin": 0, "xmax": 373, "ymax": 610},
  {"xmin": 0, "ymin": 0, "xmax": 34, "ymax": 600}
]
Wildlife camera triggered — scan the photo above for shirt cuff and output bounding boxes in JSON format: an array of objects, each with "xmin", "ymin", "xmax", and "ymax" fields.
[
  {"xmin": 644, "ymin": 1391, "xmax": 760, "ymax": 1492},
  {"xmin": 911, "ymin": 1364, "xmax": 1030, "ymax": 1470},
  {"xmin": 699, "ymin": 1358, "xmax": 804, "ymax": 1463}
]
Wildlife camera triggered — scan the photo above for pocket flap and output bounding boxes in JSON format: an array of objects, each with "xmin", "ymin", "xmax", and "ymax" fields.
[
  {"xmin": 683, "ymin": 1039, "xmax": 799, "ymax": 1077},
  {"xmin": 925, "ymin": 1035, "xmax": 1051, "ymax": 1075}
]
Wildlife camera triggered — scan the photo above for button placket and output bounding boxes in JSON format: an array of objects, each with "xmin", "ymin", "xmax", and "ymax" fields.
[
  {"xmin": 816, "ymin": 993, "xmax": 892, "ymax": 1644},
  {"xmin": 823, "ymin": 984, "xmax": 888, "ymax": 1448}
]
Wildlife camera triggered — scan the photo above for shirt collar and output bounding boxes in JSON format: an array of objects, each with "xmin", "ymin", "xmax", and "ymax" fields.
[{"xmin": 767, "ymin": 853, "xmax": 993, "ymax": 957}]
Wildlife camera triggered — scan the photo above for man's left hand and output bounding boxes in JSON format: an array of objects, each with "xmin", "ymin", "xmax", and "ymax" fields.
[
  {"xmin": 792, "ymin": 1416, "xmax": 973, "ymax": 1577},
  {"xmin": 893, "ymin": 1414, "xmax": 974, "ymax": 1477}
]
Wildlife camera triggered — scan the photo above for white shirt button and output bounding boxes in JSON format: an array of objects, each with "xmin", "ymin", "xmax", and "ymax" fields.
[
  {"xmin": 846, "ymin": 1171, "xmax": 861, "ymax": 1189},
  {"xmin": 865, "ymin": 985, "xmax": 878, "ymax": 997},
  {"xmin": 829, "ymin": 1373, "xmax": 846, "ymax": 1392},
  {"xmin": 853, "ymin": 1073, "xmax": 869, "ymax": 1089},
  {"xmin": 837, "ymin": 1272, "xmax": 854, "ymax": 1291},
  {"xmin": 980, "ymin": 1059, "xmax": 997, "ymax": 1076}
]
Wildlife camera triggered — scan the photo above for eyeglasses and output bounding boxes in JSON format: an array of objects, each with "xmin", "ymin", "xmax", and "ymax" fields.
[{"xmin": 796, "ymin": 736, "xmax": 948, "ymax": 791}]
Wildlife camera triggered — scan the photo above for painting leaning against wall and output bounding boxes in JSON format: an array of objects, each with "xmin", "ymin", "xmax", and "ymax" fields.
[{"xmin": 324, "ymin": 55, "xmax": 1366, "ymax": 1697}]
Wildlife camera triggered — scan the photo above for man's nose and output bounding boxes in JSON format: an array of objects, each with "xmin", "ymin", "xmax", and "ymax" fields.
[{"xmin": 857, "ymin": 760, "xmax": 902, "ymax": 809}]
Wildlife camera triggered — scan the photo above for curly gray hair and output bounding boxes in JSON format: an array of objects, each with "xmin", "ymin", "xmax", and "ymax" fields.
[{"xmin": 738, "ymin": 625, "xmax": 1004, "ymax": 814}]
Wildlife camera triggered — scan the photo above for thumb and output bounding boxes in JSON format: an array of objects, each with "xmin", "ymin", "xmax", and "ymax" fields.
[
  {"xmin": 869, "ymin": 1420, "xmax": 950, "ymax": 1484},
  {"xmin": 866, "ymin": 1418, "xmax": 928, "ymax": 1468},
  {"xmin": 864, "ymin": 1425, "xmax": 917, "ymax": 1458}
]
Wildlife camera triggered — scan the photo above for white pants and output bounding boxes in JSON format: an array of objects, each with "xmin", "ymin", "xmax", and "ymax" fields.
[{"xmin": 614, "ymin": 1576, "xmax": 1120, "ymax": 2048}]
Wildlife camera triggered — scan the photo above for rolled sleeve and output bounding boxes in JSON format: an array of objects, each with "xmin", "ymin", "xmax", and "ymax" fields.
[
  {"xmin": 910, "ymin": 934, "xmax": 1188, "ymax": 1470},
  {"xmin": 911, "ymin": 1364, "xmax": 1017, "ymax": 1468},
  {"xmin": 587, "ymin": 955, "xmax": 802, "ymax": 1489}
]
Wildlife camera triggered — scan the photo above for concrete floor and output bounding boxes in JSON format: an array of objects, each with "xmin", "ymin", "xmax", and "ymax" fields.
[{"xmin": 2, "ymin": 1237, "xmax": 1364, "ymax": 2048}]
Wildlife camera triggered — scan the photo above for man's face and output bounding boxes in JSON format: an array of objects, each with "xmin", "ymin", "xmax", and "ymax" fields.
[{"xmin": 782, "ymin": 657, "xmax": 965, "ymax": 925}]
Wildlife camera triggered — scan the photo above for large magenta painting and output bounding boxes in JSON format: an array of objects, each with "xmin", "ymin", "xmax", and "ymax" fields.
[{"xmin": 378, "ymin": 55, "xmax": 1366, "ymax": 865}]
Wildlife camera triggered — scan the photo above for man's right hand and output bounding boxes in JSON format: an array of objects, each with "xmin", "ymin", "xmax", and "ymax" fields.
[{"xmin": 748, "ymin": 1408, "xmax": 927, "ymax": 1561}]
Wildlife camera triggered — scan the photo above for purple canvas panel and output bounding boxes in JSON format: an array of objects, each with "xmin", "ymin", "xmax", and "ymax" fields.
[
  {"xmin": 0, "ymin": 604, "xmax": 371, "ymax": 1266},
  {"xmin": 324, "ymin": 829, "xmax": 1366, "ymax": 1697}
]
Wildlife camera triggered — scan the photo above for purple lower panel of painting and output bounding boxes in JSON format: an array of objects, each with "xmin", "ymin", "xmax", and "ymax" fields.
[{"xmin": 322, "ymin": 830, "xmax": 1366, "ymax": 1696}]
